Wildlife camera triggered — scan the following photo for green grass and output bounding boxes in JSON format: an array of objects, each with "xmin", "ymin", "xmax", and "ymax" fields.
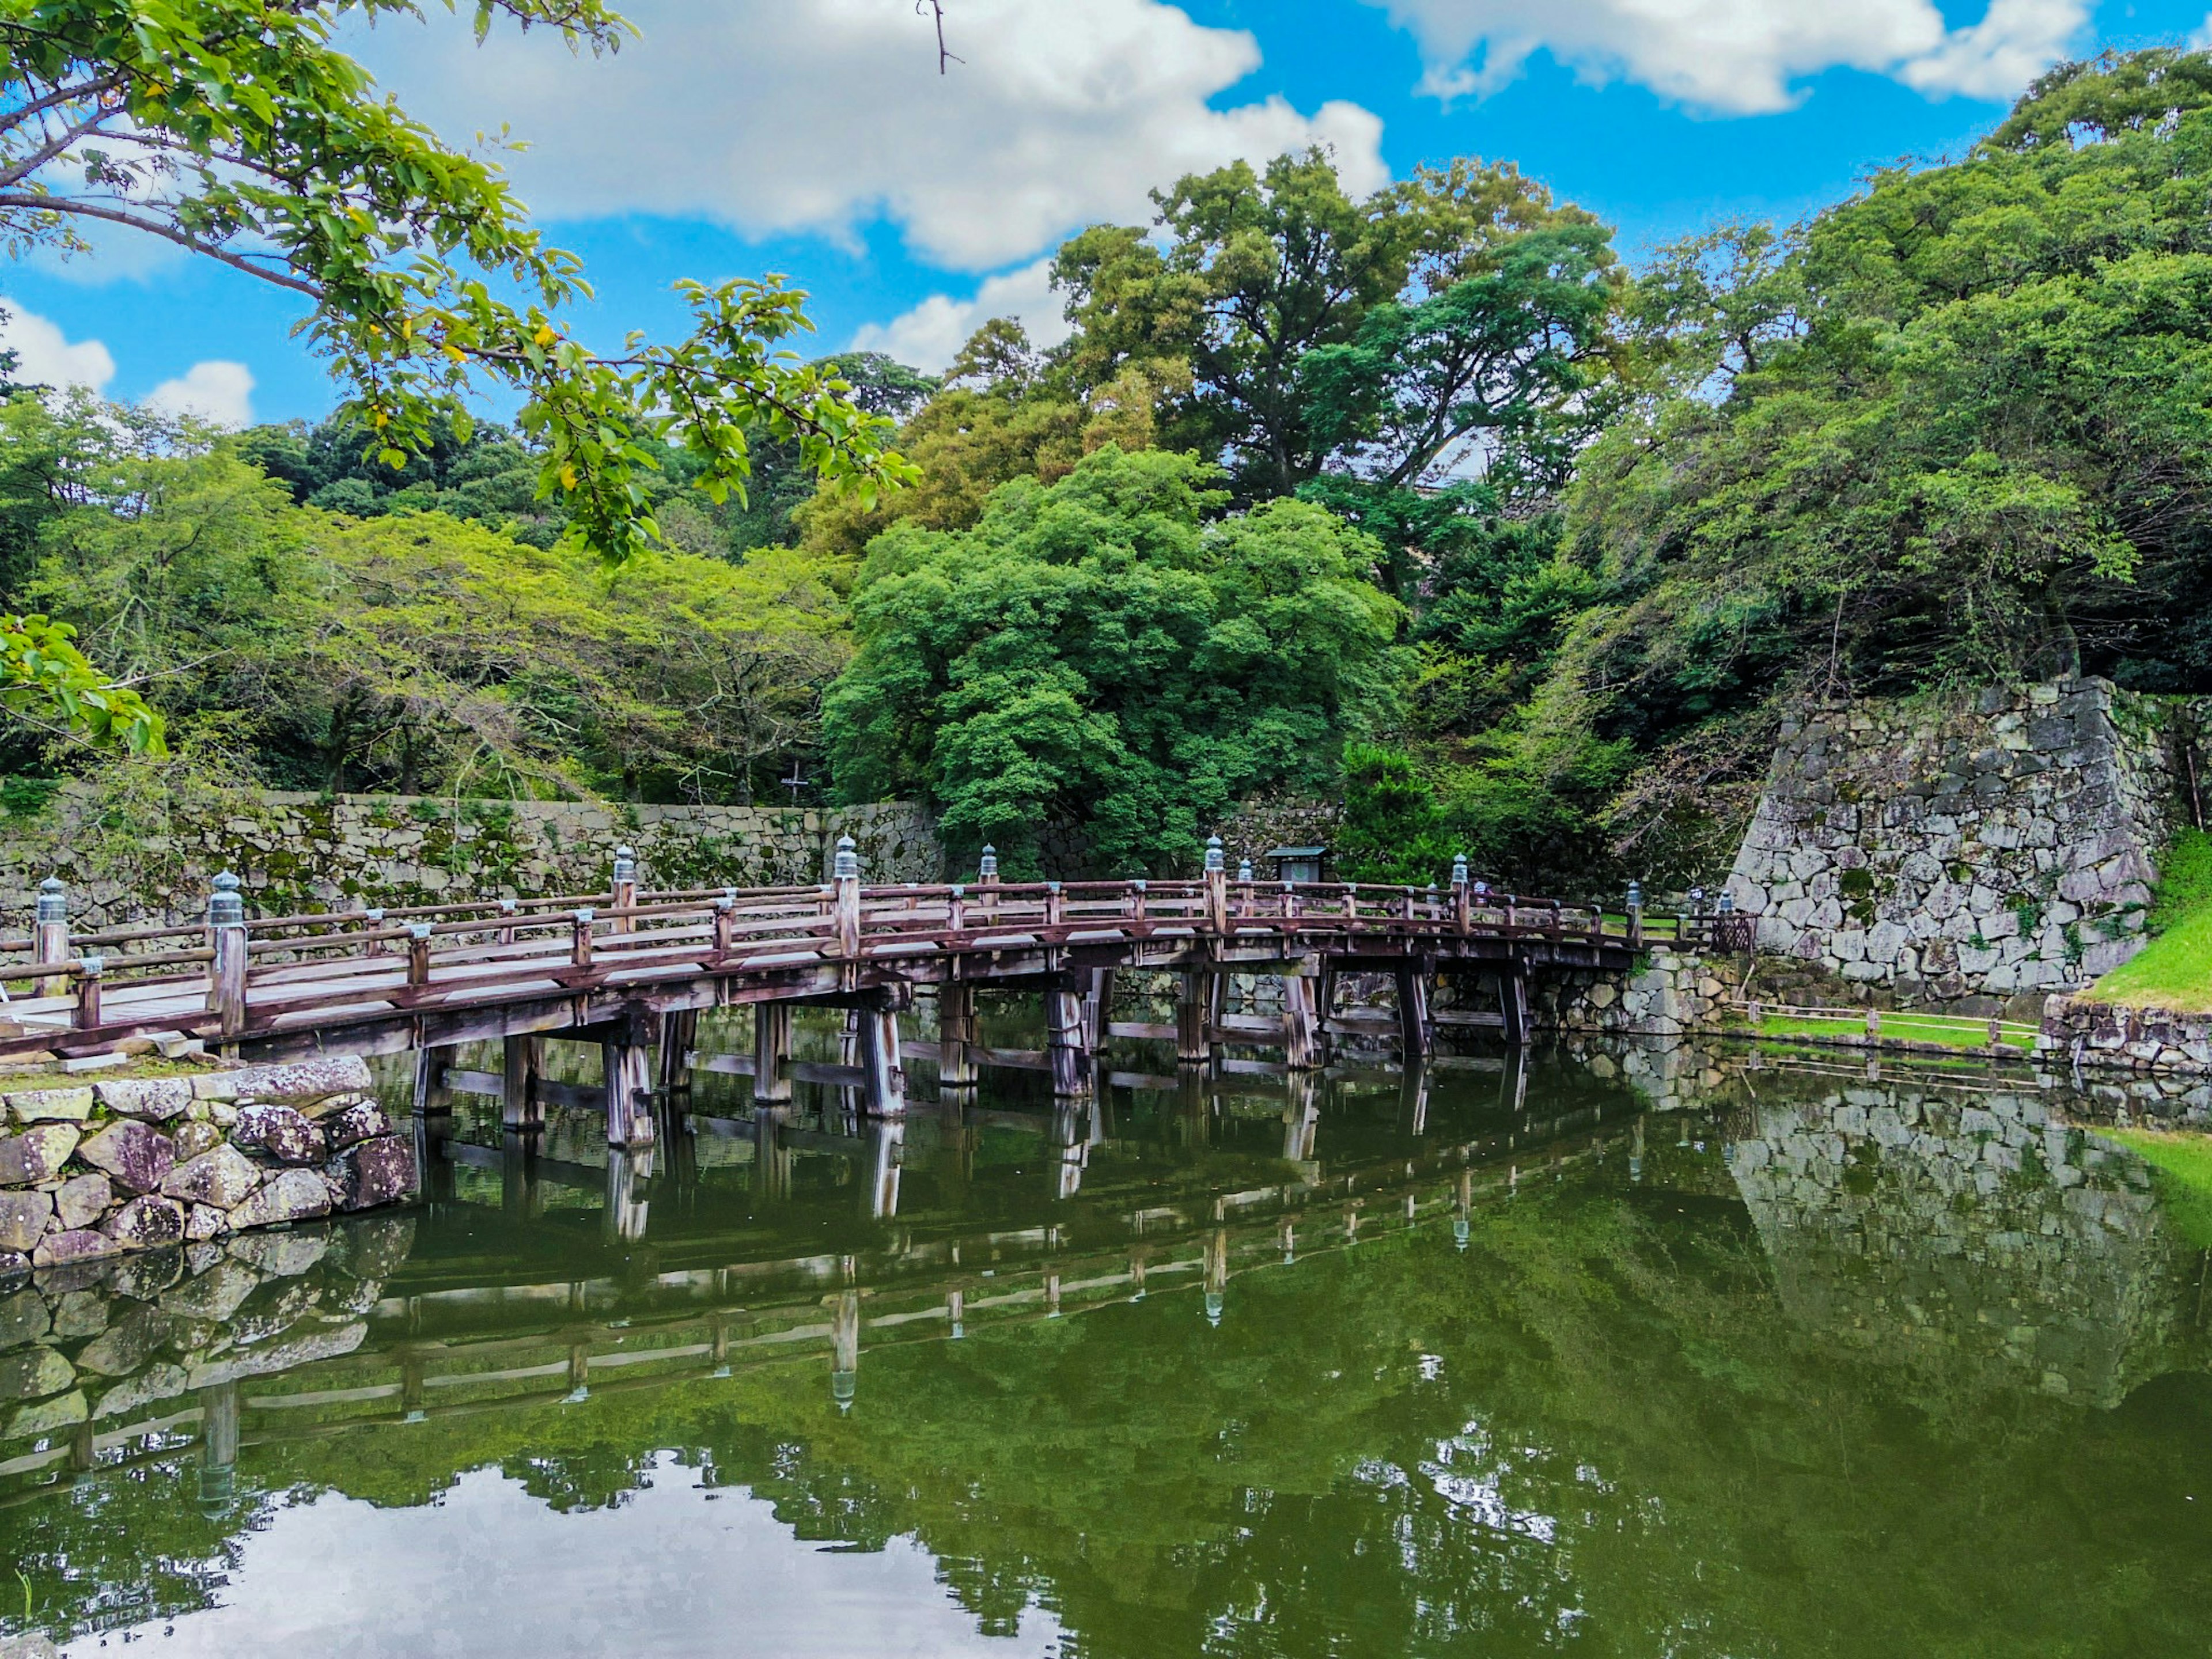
[
  {"xmin": 2100, "ymin": 1126, "xmax": 2212, "ymax": 1248},
  {"xmin": 2082, "ymin": 828, "xmax": 2212, "ymax": 1010},
  {"xmin": 1732, "ymin": 1011, "xmax": 2035, "ymax": 1053}
]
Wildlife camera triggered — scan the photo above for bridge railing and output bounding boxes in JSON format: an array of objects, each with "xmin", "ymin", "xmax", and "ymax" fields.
[{"xmin": 0, "ymin": 836, "xmax": 1666, "ymax": 1051}]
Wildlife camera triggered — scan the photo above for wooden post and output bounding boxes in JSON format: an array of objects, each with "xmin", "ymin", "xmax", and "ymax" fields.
[
  {"xmin": 1203, "ymin": 836, "xmax": 1229, "ymax": 936},
  {"xmin": 1176, "ymin": 969, "xmax": 1210, "ymax": 1065},
  {"xmin": 1627, "ymin": 880, "xmax": 1643, "ymax": 947},
  {"xmin": 712, "ymin": 896, "xmax": 736, "ymax": 958},
  {"xmin": 502, "ymin": 1035, "xmax": 539, "ymax": 1141},
  {"xmin": 406, "ymin": 923, "xmax": 433, "ymax": 988},
  {"xmin": 71, "ymin": 955, "xmax": 101, "ymax": 1031},
  {"xmin": 1499, "ymin": 966, "xmax": 1531, "ymax": 1047},
  {"xmin": 938, "ymin": 981, "xmax": 978, "ymax": 1086},
  {"xmin": 33, "ymin": 878, "xmax": 67, "ymax": 998},
  {"xmin": 1865, "ymin": 1007, "xmax": 1882, "ymax": 1041},
  {"xmin": 753, "ymin": 1103, "xmax": 791, "ymax": 1202},
  {"xmin": 497, "ymin": 896, "xmax": 518, "ymax": 948},
  {"xmin": 1395, "ymin": 963, "xmax": 1433, "ymax": 1058},
  {"xmin": 1399, "ymin": 1058, "xmax": 1430, "ymax": 1137},
  {"xmin": 1282, "ymin": 1071, "xmax": 1319, "ymax": 1161},
  {"xmin": 501, "ymin": 1131, "xmax": 541, "ymax": 1215},
  {"xmin": 1084, "ymin": 967, "xmax": 1116, "ymax": 1051},
  {"xmin": 206, "ymin": 871, "xmax": 248, "ymax": 1039},
  {"xmin": 570, "ymin": 907, "xmax": 595, "ymax": 971},
  {"xmin": 832, "ymin": 835, "xmax": 861, "ymax": 959},
  {"xmin": 604, "ymin": 1147, "xmax": 650, "ymax": 1243},
  {"xmin": 1236, "ymin": 858, "xmax": 1254, "ymax": 919},
  {"xmin": 602, "ymin": 1010, "xmax": 657, "ymax": 1147},
  {"xmin": 752, "ymin": 1001, "xmax": 793, "ymax": 1103},
  {"xmin": 658, "ymin": 1009, "xmax": 698, "ymax": 1102},
  {"xmin": 976, "ymin": 846, "xmax": 999, "ymax": 919},
  {"xmin": 1316, "ymin": 963, "xmax": 1338, "ymax": 1064},
  {"xmin": 1051, "ymin": 1100, "xmax": 1089, "ymax": 1199},
  {"xmin": 1282, "ymin": 969, "xmax": 1321, "ymax": 1071},
  {"xmin": 1451, "ymin": 856, "xmax": 1471, "ymax": 934},
  {"xmin": 611, "ymin": 845, "xmax": 638, "ymax": 933},
  {"xmin": 1987, "ymin": 1016, "xmax": 2003, "ymax": 1050},
  {"xmin": 1203, "ymin": 1228, "xmax": 1228, "ymax": 1325},
  {"xmin": 412, "ymin": 1044, "xmax": 453, "ymax": 1117},
  {"xmin": 1047, "ymin": 986, "xmax": 1092, "ymax": 1097},
  {"xmin": 198, "ymin": 1381, "xmax": 240, "ymax": 1513},
  {"xmin": 858, "ymin": 1001, "xmax": 908, "ymax": 1119}
]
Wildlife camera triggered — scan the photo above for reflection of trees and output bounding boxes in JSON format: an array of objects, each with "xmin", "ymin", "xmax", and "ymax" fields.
[{"xmin": 7, "ymin": 1094, "xmax": 2212, "ymax": 1654}]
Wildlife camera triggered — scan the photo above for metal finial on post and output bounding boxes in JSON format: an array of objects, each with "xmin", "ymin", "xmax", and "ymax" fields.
[
  {"xmin": 612, "ymin": 845, "xmax": 637, "ymax": 884},
  {"xmin": 1451, "ymin": 854, "xmax": 1468, "ymax": 888},
  {"xmin": 1626, "ymin": 878, "xmax": 1644, "ymax": 948},
  {"xmin": 833, "ymin": 834, "xmax": 860, "ymax": 881},
  {"xmin": 35, "ymin": 876, "xmax": 65, "ymax": 924},
  {"xmin": 1717, "ymin": 891, "xmax": 1734, "ymax": 915},
  {"xmin": 1236, "ymin": 858, "xmax": 1252, "ymax": 883},
  {"xmin": 1204, "ymin": 835, "xmax": 1225, "ymax": 874},
  {"xmin": 977, "ymin": 843, "xmax": 998, "ymax": 883},
  {"xmin": 209, "ymin": 870, "xmax": 244, "ymax": 927},
  {"xmin": 832, "ymin": 834, "xmax": 861, "ymax": 957}
]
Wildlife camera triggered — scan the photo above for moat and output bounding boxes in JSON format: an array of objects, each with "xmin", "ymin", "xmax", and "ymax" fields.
[{"xmin": 0, "ymin": 1020, "xmax": 2206, "ymax": 1657}]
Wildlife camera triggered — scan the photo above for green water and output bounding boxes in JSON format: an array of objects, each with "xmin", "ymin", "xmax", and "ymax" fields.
[{"xmin": 0, "ymin": 1027, "xmax": 2209, "ymax": 1657}]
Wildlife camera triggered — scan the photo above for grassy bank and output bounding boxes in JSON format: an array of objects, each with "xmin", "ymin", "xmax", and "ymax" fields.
[
  {"xmin": 2098, "ymin": 1126, "xmax": 2212, "ymax": 1248},
  {"xmin": 2082, "ymin": 830, "xmax": 2212, "ymax": 1012}
]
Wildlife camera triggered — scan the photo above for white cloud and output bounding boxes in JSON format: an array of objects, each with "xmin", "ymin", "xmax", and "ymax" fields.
[
  {"xmin": 0, "ymin": 304, "xmax": 115, "ymax": 393},
  {"xmin": 355, "ymin": 0, "xmax": 1389, "ymax": 271},
  {"xmin": 850, "ymin": 257, "xmax": 1072, "ymax": 372},
  {"xmin": 2189, "ymin": 10, "xmax": 2212, "ymax": 49},
  {"xmin": 1366, "ymin": 0, "xmax": 2088, "ymax": 115},
  {"xmin": 144, "ymin": 359, "xmax": 256, "ymax": 428}
]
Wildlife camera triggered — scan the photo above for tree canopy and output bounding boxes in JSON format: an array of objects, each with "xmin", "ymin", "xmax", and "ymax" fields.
[{"xmin": 822, "ymin": 446, "xmax": 1402, "ymax": 874}]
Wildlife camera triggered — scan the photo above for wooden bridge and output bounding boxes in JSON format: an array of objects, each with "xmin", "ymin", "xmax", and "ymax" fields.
[{"xmin": 0, "ymin": 837, "xmax": 1660, "ymax": 1146}]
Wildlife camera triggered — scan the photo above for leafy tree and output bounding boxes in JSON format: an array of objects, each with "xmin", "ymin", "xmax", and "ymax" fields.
[
  {"xmin": 0, "ymin": 611, "xmax": 162, "ymax": 754},
  {"xmin": 1053, "ymin": 152, "xmax": 1606, "ymax": 500},
  {"xmin": 822, "ymin": 446, "xmax": 1403, "ymax": 874}
]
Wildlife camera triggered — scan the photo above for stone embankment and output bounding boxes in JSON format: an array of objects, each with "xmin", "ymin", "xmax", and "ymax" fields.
[
  {"xmin": 0, "ymin": 789, "xmax": 941, "ymax": 930},
  {"xmin": 2037, "ymin": 996, "xmax": 2212, "ymax": 1077},
  {"xmin": 0, "ymin": 1056, "xmax": 414, "ymax": 1273},
  {"xmin": 1724, "ymin": 678, "xmax": 2194, "ymax": 1010},
  {"xmin": 0, "ymin": 1210, "xmax": 411, "ymax": 1449}
]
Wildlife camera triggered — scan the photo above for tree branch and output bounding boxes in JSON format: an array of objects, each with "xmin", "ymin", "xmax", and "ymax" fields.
[{"xmin": 0, "ymin": 193, "xmax": 324, "ymax": 296}]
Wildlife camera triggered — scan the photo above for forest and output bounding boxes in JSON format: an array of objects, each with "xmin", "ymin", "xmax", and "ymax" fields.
[{"xmin": 12, "ymin": 48, "xmax": 2212, "ymax": 891}]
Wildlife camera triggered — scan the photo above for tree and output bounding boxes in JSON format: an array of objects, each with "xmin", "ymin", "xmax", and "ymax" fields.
[
  {"xmin": 0, "ymin": 0, "xmax": 916, "ymax": 740},
  {"xmin": 822, "ymin": 446, "xmax": 1403, "ymax": 874},
  {"xmin": 1053, "ymin": 152, "xmax": 1606, "ymax": 500}
]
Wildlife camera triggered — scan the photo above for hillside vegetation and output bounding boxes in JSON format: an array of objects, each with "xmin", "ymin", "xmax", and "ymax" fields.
[{"xmin": 13, "ymin": 51, "xmax": 2212, "ymax": 886}]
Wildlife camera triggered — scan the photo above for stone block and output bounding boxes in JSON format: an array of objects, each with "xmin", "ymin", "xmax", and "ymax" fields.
[
  {"xmin": 9, "ymin": 1389, "xmax": 86, "ymax": 1438},
  {"xmin": 0, "ymin": 1289, "xmax": 49, "ymax": 1351},
  {"xmin": 0, "ymin": 1124, "xmax": 78, "ymax": 1186},
  {"xmin": 75, "ymin": 1122, "xmax": 174, "ymax": 1195},
  {"xmin": 104, "ymin": 1196, "xmax": 185, "ymax": 1253},
  {"xmin": 92, "ymin": 1078, "xmax": 193, "ymax": 1122},
  {"xmin": 323, "ymin": 1100, "xmax": 392, "ymax": 1152},
  {"xmin": 3, "ymin": 1087, "xmax": 92, "ymax": 1124},
  {"xmin": 158, "ymin": 1258, "xmax": 260, "ymax": 1324},
  {"xmin": 52, "ymin": 1173, "xmax": 109, "ymax": 1233},
  {"xmin": 171, "ymin": 1120, "xmax": 223, "ymax": 1164},
  {"xmin": 225, "ymin": 1168, "xmax": 331, "ymax": 1230},
  {"xmin": 32, "ymin": 1229, "xmax": 116, "ymax": 1269},
  {"xmin": 231, "ymin": 1105, "xmax": 327, "ymax": 1166},
  {"xmin": 161, "ymin": 1146, "xmax": 262, "ymax": 1209}
]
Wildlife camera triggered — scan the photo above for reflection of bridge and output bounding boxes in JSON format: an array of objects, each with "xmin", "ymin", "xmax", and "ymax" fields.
[
  {"xmin": 2, "ymin": 840, "xmax": 1641, "ymax": 1145},
  {"xmin": 0, "ymin": 1067, "xmax": 1622, "ymax": 1511}
]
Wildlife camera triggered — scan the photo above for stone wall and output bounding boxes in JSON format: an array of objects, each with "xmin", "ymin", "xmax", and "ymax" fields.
[
  {"xmin": 0, "ymin": 1056, "xmax": 414, "ymax": 1272},
  {"xmin": 0, "ymin": 789, "xmax": 941, "ymax": 929},
  {"xmin": 2038, "ymin": 994, "xmax": 2212, "ymax": 1077},
  {"xmin": 1724, "ymin": 678, "xmax": 2198, "ymax": 1012}
]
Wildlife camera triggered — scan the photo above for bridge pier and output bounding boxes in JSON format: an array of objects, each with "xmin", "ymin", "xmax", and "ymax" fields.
[
  {"xmin": 501, "ymin": 1033, "xmax": 543, "ymax": 1130},
  {"xmin": 600, "ymin": 1009, "xmax": 657, "ymax": 1148},
  {"xmin": 937, "ymin": 983, "xmax": 978, "ymax": 1087},
  {"xmin": 1282, "ymin": 968, "xmax": 1322, "ymax": 1070},
  {"xmin": 1499, "ymin": 965, "xmax": 1531, "ymax": 1046},
  {"xmin": 604, "ymin": 1147, "xmax": 651, "ymax": 1243},
  {"xmin": 753, "ymin": 1104, "xmax": 793, "ymax": 1202},
  {"xmin": 751, "ymin": 1002, "xmax": 792, "ymax": 1104},
  {"xmin": 1282, "ymin": 1072, "xmax": 1320, "ymax": 1162},
  {"xmin": 658, "ymin": 1010, "xmax": 698, "ymax": 1107},
  {"xmin": 1046, "ymin": 987, "xmax": 1092, "ymax": 1097},
  {"xmin": 1175, "ymin": 971, "xmax": 1210, "ymax": 1065},
  {"xmin": 1394, "ymin": 963, "xmax": 1433, "ymax": 1058},
  {"xmin": 412, "ymin": 1045, "xmax": 456, "ymax": 1118},
  {"xmin": 857, "ymin": 1002, "xmax": 908, "ymax": 1119}
]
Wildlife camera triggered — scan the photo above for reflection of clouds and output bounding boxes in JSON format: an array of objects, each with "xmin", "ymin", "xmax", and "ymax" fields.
[{"xmin": 64, "ymin": 1455, "xmax": 1062, "ymax": 1659}]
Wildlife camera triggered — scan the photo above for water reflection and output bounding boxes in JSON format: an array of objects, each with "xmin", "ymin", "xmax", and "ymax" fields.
[{"xmin": 0, "ymin": 1031, "xmax": 2205, "ymax": 1656}]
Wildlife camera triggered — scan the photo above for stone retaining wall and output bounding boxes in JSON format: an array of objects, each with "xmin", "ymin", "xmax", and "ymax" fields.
[
  {"xmin": 2037, "ymin": 994, "xmax": 2212, "ymax": 1076},
  {"xmin": 1724, "ymin": 678, "xmax": 2200, "ymax": 1010},
  {"xmin": 0, "ymin": 1056, "xmax": 415, "ymax": 1273},
  {"xmin": 0, "ymin": 789, "xmax": 940, "ymax": 930}
]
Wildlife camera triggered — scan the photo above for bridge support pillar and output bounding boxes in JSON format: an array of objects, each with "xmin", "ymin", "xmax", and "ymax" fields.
[
  {"xmin": 937, "ymin": 983, "xmax": 978, "ymax": 1087},
  {"xmin": 501, "ymin": 1034, "xmax": 543, "ymax": 1130},
  {"xmin": 1046, "ymin": 988, "xmax": 1092, "ymax": 1097},
  {"xmin": 1393, "ymin": 964, "xmax": 1433, "ymax": 1059},
  {"xmin": 604, "ymin": 1147, "xmax": 651, "ymax": 1243},
  {"xmin": 857, "ymin": 1004, "xmax": 908, "ymax": 1119},
  {"xmin": 1051, "ymin": 1099, "xmax": 1091, "ymax": 1199},
  {"xmin": 1282, "ymin": 969, "xmax": 1322, "ymax": 1070},
  {"xmin": 753, "ymin": 1104, "xmax": 792, "ymax": 1202},
  {"xmin": 412, "ymin": 1045, "xmax": 454, "ymax": 1118},
  {"xmin": 658, "ymin": 1010, "xmax": 698, "ymax": 1104},
  {"xmin": 601, "ymin": 1010, "xmax": 657, "ymax": 1148},
  {"xmin": 866, "ymin": 1118, "xmax": 904, "ymax": 1218},
  {"xmin": 752, "ymin": 1002, "xmax": 792, "ymax": 1104},
  {"xmin": 1399, "ymin": 1059, "xmax": 1431, "ymax": 1137},
  {"xmin": 1282, "ymin": 1071, "xmax": 1319, "ymax": 1162},
  {"xmin": 1175, "ymin": 971, "xmax": 1211, "ymax": 1065},
  {"xmin": 1083, "ymin": 968, "xmax": 1116, "ymax": 1052},
  {"xmin": 1499, "ymin": 966, "xmax": 1531, "ymax": 1047}
]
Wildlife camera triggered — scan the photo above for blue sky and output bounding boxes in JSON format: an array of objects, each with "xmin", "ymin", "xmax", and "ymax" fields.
[{"xmin": 11, "ymin": 0, "xmax": 2211, "ymax": 427}]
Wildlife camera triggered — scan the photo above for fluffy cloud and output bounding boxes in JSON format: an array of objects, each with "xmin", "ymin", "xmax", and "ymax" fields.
[
  {"xmin": 0, "ymin": 301, "xmax": 252, "ymax": 424},
  {"xmin": 145, "ymin": 360, "xmax": 256, "ymax": 429},
  {"xmin": 1366, "ymin": 0, "xmax": 2087, "ymax": 114},
  {"xmin": 356, "ymin": 0, "xmax": 1388, "ymax": 271},
  {"xmin": 850, "ymin": 257, "xmax": 1072, "ymax": 372},
  {"xmin": 0, "ymin": 304, "xmax": 116, "ymax": 393}
]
